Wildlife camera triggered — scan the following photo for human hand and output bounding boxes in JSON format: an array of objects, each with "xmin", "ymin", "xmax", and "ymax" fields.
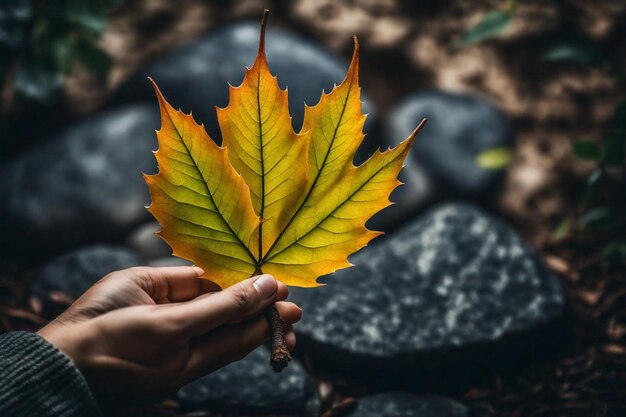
[{"xmin": 37, "ymin": 266, "xmax": 301, "ymax": 409}]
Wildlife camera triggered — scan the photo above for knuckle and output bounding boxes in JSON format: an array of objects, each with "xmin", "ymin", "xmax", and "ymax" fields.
[
  {"xmin": 138, "ymin": 274, "xmax": 157, "ymax": 296},
  {"xmin": 97, "ymin": 269, "xmax": 124, "ymax": 285},
  {"xmin": 159, "ymin": 318, "xmax": 179, "ymax": 335},
  {"xmin": 126, "ymin": 266, "xmax": 150, "ymax": 277},
  {"xmin": 98, "ymin": 271, "xmax": 115, "ymax": 283},
  {"xmin": 129, "ymin": 267, "xmax": 165, "ymax": 298},
  {"xmin": 153, "ymin": 308, "xmax": 184, "ymax": 334},
  {"xmin": 229, "ymin": 283, "xmax": 256, "ymax": 311},
  {"xmin": 96, "ymin": 266, "xmax": 154, "ymax": 287}
]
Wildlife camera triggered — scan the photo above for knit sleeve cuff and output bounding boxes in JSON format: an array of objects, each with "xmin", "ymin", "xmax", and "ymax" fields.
[{"xmin": 0, "ymin": 331, "xmax": 101, "ymax": 417}]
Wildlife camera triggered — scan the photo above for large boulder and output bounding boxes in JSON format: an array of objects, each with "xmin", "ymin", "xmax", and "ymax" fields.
[
  {"xmin": 0, "ymin": 104, "xmax": 159, "ymax": 261},
  {"xmin": 290, "ymin": 203, "xmax": 565, "ymax": 390},
  {"xmin": 109, "ymin": 22, "xmax": 377, "ymax": 151},
  {"xmin": 177, "ymin": 346, "xmax": 318, "ymax": 416},
  {"xmin": 386, "ymin": 90, "xmax": 514, "ymax": 201}
]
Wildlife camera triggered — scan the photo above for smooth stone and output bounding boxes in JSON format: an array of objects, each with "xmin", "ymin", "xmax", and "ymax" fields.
[
  {"xmin": 386, "ymin": 90, "xmax": 514, "ymax": 198},
  {"xmin": 126, "ymin": 222, "xmax": 171, "ymax": 260},
  {"xmin": 351, "ymin": 393, "xmax": 467, "ymax": 417},
  {"xmin": 290, "ymin": 203, "xmax": 565, "ymax": 389},
  {"xmin": 109, "ymin": 22, "xmax": 377, "ymax": 149},
  {"xmin": 177, "ymin": 346, "xmax": 318, "ymax": 416},
  {"xmin": 0, "ymin": 104, "xmax": 159, "ymax": 261},
  {"xmin": 31, "ymin": 245, "xmax": 144, "ymax": 300}
]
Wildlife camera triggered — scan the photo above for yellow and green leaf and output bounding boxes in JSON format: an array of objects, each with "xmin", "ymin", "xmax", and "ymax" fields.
[
  {"xmin": 216, "ymin": 18, "xmax": 310, "ymax": 258},
  {"xmin": 145, "ymin": 11, "xmax": 425, "ymax": 289},
  {"xmin": 145, "ymin": 80, "xmax": 260, "ymax": 287}
]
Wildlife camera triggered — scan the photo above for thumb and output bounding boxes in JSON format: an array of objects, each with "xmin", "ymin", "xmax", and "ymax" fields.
[{"xmin": 172, "ymin": 274, "xmax": 277, "ymax": 337}]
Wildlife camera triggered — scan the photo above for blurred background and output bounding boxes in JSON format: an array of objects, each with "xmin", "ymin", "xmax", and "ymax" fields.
[{"xmin": 0, "ymin": 1, "xmax": 625, "ymax": 416}]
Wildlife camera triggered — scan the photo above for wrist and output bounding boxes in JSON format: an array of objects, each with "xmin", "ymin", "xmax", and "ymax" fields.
[{"xmin": 37, "ymin": 321, "xmax": 93, "ymax": 372}]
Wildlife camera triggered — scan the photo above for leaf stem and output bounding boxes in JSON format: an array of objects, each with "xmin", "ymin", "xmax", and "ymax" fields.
[
  {"xmin": 265, "ymin": 304, "xmax": 291, "ymax": 372},
  {"xmin": 254, "ymin": 265, "xmax": 291, "ymax": 372}
]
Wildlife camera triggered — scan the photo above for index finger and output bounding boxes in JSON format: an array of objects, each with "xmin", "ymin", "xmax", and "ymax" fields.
[
  {"xmin": 162, "ymin": 267, "xmax": 221, "ymax": 302},
  {"xmin": 130, "ymin": 266, "xmax": 220, "ymax": 303}
]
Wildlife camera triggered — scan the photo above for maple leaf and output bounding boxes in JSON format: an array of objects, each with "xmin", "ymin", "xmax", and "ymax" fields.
[{"xmin": 144, "ymin": 11, "xmax": 425, "ymax": 290}]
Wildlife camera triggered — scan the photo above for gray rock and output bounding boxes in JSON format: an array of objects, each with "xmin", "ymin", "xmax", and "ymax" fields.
[
  {"xmin": 0, "ymin": 104, "xmax": 159, "ymax": 260},
  {"xmin": 31, "ymin": 245, "xmax": 144, "ymax": 300},
  {"xmin": 126, "ymin": 222, "xmax": 171, "ymax": 260},
  {"xmin": 177, "ymin": 346, "xmax": 318, "ymax": 416},
  {"xmin": 110, "ymin": 22, "xmax": 377, "ymax": 149},
  {"xmin": 351, "ymin": 393, "xmax": 467, "ymax": 417},
  {"xmin": 290, "ymin": 203, "xmax": 565, "ymax": 389},
  {"xmin": 386, "ymin": 90, "xmax": 514, "ymax": 198}
]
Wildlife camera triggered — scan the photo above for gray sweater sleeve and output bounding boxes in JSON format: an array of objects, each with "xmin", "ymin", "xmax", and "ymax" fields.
[{"xmin": 0, "ymin": 331, "xmax": 101, "ymax": 417}]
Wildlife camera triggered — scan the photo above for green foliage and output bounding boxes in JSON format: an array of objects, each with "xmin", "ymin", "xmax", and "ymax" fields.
[
  {"xmin": 476, "ymin": 147, "xmax": 513, "ymax": 170},
  {"xmin": 578, "ymin": 206, "xmax": 623, "ymax": 232},
  {"xmin": 573, "ymin": 141, "xmax": 601, "ymax": 161},
  {"xmin": 458, "ymin": 1, "xmax": 516, "ymax": 46},
  {"xmin": 572, "ymin": 107, "xmax": 626, "ymax": 169},
  {"xmin": 543, "ymin": 41, "xmax": 599, "ymax": 66},
  {"xmin": 552, "ymin": 218, "xmax": 573, "ymax": 241},
  {"xmin": 460, "ymin": 10, "xmax": 512, "ymax": 46},
  {"xmin": 564, "ymin": 99, "xmax": 626, "ymax": 268},
  {"xmin": 0, "ymin": 0, "xmax": 121, "ymax": 105}
]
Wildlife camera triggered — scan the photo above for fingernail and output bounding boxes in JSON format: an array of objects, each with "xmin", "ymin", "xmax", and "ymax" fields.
[
  {"xmin": 192, "ymin": 266, "xmax": 205, "ymax": 276},
  {"xmin": 253, "ymin": 274, "xmax": 277, "ymax": 299}
]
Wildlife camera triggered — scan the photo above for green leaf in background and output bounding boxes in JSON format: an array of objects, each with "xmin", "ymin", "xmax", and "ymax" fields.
[
  {"xmin": 75, "ymin": 37, "xmax": 111, "ymax": 81},
  {"xmin": 459, "ymin": 10, "xmax": 513, "ymax": 46},
  {"xmin": 543, "ymin": 42, "xmax": 598, "ymax": 66},
  {"xmin": 583, "ymin": 167, "xmax": 608, "ymax": 205},
  {"xmin": 476, "ymin": 147, "xmax": 513, "ymax": 170},
  {"xmin": 65, "ymin": 0, "xmax": 108, "ymax": 35},
  {"xmin": 552, "ymin": 217, "xmax": 573, "ymax": 241},
  {"xmin": 578, "ymin": 206, "xmax": 618, "ymax": 231},
  {"xmin": 2, "ymin": 0, "xmax": 122, "ymax": 104},
  {"xmin": 50, "ymin": 36, "xmax": 74, "ymax": 75},
  {"xmin": 573, "ymin": 140, "xmax": 601, "ymax": 161}
]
